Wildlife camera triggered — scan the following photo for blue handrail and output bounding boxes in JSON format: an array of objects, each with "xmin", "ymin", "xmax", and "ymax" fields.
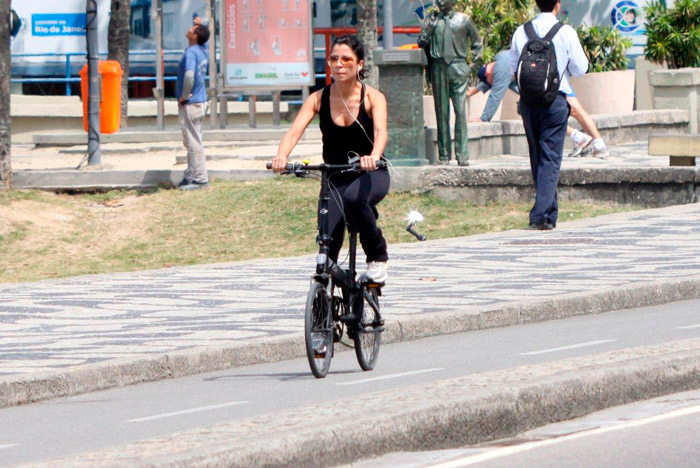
[
  {"xmin": 12, "ymin": 48, "xmax": 327, "ymax": 97},
  {"xmin": 11, "ymin": 49, "xmax": 185, "ymax": 96}
]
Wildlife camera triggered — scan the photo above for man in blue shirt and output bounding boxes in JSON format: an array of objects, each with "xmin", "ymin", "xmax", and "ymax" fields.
[
  {"xmin": 466, "ymin": 50, "xmax": 519, "ymax": 123},
  {"xmin": 176, "ymin": 22, "xmax": 210, "ymax": 190},
  {"xmin": 509, "ymin": 0, "xmax": 588, "ymax": 230}
]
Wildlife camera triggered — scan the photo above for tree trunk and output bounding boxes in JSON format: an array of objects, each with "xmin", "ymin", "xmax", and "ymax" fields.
[
  {"xmin": 0, "ymin": 0, "xmax": 11, "ymax": 190},
  {"xmin": 108, "ymin": 0, "xmax": 130, "ymax": 127},
  {"xmin": 356, "ymin": 0, "xmax": 378, "ymax": 87}
]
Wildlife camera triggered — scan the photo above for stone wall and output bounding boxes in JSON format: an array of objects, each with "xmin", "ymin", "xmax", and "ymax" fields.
[
  {"xmin": 425, "ymin": 109, "xmax": 690, "ymax": 163},
  {"xmin": 392, "ymin": 166, "xmax": 700, "ymax": 207}
]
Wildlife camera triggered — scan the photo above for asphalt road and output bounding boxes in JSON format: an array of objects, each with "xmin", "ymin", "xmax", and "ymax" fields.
[
  {"xmin": 351, "ymin": 389, "xmax": 700, "ymax": 468},
  {"xmin": 471, "ymin": 406, "xmax": 700, "ymax": 468},
  {"xmin": 2, "ymin": 299, "xmax": 699, "ymax": 465}
]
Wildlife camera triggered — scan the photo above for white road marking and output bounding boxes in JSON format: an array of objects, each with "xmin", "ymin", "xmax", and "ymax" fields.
[
  {"xmin": 337, "ymin": 368, "xmax": 445, "ymax": 386},
  {"xmin": 518, "ymin": 340, "xmax": 615, "ymax": 356},
  {"xmin": 0, "ymin": 444, "xmax": 18, "ymax": 450},
  {"xmin": 126, "ymin": 401, "xmax": 248, "ymax": 423},
  {"xmin": 428, "ymin": 404, "xmax": 700, "ymax": 468},
  {"xmin": 677, "ymin": 323, "xmax": 700, "ymax": 330}
]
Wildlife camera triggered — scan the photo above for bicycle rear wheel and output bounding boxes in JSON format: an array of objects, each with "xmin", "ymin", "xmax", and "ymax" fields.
[
  {"xmin": 305, "ymin": 281, "xmax": 333, "ymax": 378},
  {"xmin": 354, "ymin": 286, "xmax": 381, "ymax": 371}
]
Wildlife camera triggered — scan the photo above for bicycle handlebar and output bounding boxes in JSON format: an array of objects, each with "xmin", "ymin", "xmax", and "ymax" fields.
[{"xmin": 265, "ymin": 160, "xmax": 387, "ymax": 172}]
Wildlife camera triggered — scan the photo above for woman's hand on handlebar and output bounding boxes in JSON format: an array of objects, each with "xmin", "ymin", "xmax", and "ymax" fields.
[
  {"xmin": 360, "ymin": 155, "xmax": 380, "ymax": 171},
  {"xmin": 271, "ymin": 156, "xmax": 288, "ymax": 173}
]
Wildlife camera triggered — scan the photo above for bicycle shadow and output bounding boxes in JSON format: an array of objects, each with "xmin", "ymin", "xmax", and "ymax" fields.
[{"xmin": 203, "ymin": 369, "xmax": 360, "ymax": 382}]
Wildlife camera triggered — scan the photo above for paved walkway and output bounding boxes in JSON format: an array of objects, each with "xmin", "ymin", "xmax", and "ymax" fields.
[
  {"xmin": 2, "ymin": 203, "xmax": 700, "ymax": 378},
  {"xmin": 11, "ymin": 140, "xmax": 674, "ymax": 172}
]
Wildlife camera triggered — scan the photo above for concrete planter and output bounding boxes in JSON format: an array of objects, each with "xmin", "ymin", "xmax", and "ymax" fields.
[
  {"xmin": 634, "ymin": 57, "xmax": 666, "ymax": 111},
  {"xmin": 650, "ymin": 68, "xmax": 700, "ymax": 133},
  {"xmin": 467, "ymin": 91, "xmax": 502, "ymax": 121},
  {"xmin": 570, "ymin": 70, "xmax": 635, "ymax": 115}
]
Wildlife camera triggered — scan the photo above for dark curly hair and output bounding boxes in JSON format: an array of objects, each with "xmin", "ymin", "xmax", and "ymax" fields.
[
  {"xmin": 331, "ymin": 35, "xmax": 369, "ymax": 80},
  {"xmin": 194, "ymin": 24, "xmax": 210, "ymax": 45}
]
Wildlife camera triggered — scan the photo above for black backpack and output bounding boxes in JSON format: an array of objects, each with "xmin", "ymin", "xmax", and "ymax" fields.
[{"xmin": 516, "ymin": 21, "xmax": 565, "ymax": 107}]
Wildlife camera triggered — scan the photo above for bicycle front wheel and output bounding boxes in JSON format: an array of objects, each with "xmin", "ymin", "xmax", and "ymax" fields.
[
  {"xmin": 305, "ymin": 281, "xmax": 334, "ymax": 378},
  {"xmin": 354, "ymin": 286, "xmax": 381, "ymax": 371}
]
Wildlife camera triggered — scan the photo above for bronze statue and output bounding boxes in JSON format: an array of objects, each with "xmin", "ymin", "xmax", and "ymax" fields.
[{"xmin": 419, "ymin": 0, "xmax": 482, "ymax": 165}]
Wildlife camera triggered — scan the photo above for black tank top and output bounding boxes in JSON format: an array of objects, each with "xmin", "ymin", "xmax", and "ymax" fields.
[{"xmin": 319, "ymin": 84, "xmax": 375, "ymax": 166}]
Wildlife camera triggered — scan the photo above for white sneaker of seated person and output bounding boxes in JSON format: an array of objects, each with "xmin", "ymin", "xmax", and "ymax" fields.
[
  {"xmin": 364, "ymin": 261, "xmax": 388, "ymax": 283},
  {"xmin": 568, "ymin": 131, "xmax": 593, "ymax": 157}
]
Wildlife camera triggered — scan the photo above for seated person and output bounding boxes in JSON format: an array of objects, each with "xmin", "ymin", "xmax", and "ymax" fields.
[{"xmin": 467, "ymin": 50, "xmax": 610, "ymax": 158}]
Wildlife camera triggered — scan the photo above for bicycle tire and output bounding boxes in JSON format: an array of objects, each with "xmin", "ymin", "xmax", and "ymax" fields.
[
  {"xmin": 305, "ymin": 281, "xmax": 334, "ymax": 378},
  {"xmin": 354, "ymin": 286, "xmax": 381, "ymax": 371}
]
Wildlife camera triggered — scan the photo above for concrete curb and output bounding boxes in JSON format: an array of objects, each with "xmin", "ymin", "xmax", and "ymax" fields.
[
  {"xmin": 28, "ymin": 338, "xmax": 700, "ymax": 466},
  {"xmin": 12, "ymin": 165, "xmax": 700, "ymax": 195},
  {"xmin": 3, "ymin": 275, "xmax": 700, "ymax": 409}
]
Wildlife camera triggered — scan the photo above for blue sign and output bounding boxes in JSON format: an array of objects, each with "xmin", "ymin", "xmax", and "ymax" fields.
[
  {"xmin": 32, "ymin": 14, "xmax": 86, "ymax": 36},
  {"xmin": 611, "ymin": 1, "xmax": 643, "ymax": 33}
]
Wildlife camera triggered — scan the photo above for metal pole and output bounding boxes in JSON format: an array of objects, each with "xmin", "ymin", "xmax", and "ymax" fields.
[
  {"xmin": 205, "ymin": 0, "xmax": 218, "ymax": 129},
  {"xmin": 86, "ymin": 0, "xmax": 101, "ymax": 166},
  {"xmin": 248, "ymin": 95, "xmax": 257, "ymax": 128},
  {"xmin": 65, "ymin": 55, "xmax": 72, "ymax": 96},
  {"xmin": 383, "ymin": 0, "xmax": 393, "ymax": 49},
  {"xmin": 272, "ymin": 91, "xmax": 280, "ymax": 126},
  {"xmin": 154, "ymin": 0, "xmax": 165, "ymax": 130}
]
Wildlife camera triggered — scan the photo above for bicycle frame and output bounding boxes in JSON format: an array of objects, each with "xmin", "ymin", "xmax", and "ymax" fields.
[{"xmin": 314, "ymin": 164, "xmax": 360, "ymax": 300}]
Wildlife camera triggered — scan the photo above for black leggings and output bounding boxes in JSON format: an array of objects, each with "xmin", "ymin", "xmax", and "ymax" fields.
[{"xmin": 324, "ymin": 169, "xmax": 390, "ymax": 264}]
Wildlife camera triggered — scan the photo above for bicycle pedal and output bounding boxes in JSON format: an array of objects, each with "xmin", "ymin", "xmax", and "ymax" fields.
[{"xmin": 365, "ymin": 281, "xmax": 384, "ymax": 288}]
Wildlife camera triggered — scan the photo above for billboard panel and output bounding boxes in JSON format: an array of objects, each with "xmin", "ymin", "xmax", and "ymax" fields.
[
  {"xmin": 222, "ymin": 0, "xmax": 314, "ymax": 89},
  {"xmin": 562, "ymin": 0, "xmax": 675, "ymax": 56},
  {"xmin": 11, "ymin": 0, "xmax": 110, "ymax": 57}
]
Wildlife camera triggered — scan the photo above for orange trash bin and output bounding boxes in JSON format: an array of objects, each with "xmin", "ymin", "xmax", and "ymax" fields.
[{"xmin": 79, "ymin": 60, "xmax": 123, "ymax": 134}]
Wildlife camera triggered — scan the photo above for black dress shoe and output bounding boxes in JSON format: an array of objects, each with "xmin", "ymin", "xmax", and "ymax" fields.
[{"xmin": 528, "ymin": 222, "xmax": 555, "ymax": 231}]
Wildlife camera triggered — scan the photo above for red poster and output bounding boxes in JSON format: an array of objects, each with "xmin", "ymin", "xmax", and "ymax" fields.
[{"xmin": 223, "ymin": 0, "xmax": 313, "ymax": 88}]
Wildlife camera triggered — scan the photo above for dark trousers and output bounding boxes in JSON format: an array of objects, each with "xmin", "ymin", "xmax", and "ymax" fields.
[
  {"xmin": 520, "ymin": 94, "xmax": 570, "ymax": 226},
  {"xmin": 325, "ymin": 169, "xmax": 390, "ymax": 263}
]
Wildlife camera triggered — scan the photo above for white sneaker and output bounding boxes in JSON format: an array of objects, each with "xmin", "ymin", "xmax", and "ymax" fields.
[
  {"xmin": 568, "ymin": 134, "xmax": 593, "ymax": 157},
  {"xmin": 592, "ymin": 148, "xmax": 610, "ymax": 159},
  {"xmin": 365, "ymin": 262, "xmax": 388, "ymax": 283}
]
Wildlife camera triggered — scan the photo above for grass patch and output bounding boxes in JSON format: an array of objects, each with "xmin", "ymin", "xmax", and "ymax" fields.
[{"xmin": 0, "ymin": 179, "xmax": 643, "ymax": 283}]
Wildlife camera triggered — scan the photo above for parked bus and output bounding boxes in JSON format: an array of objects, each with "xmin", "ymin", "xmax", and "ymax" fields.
[{"xmin": 11, "ymin": 0, "xmax": 664, "ymax": 95}]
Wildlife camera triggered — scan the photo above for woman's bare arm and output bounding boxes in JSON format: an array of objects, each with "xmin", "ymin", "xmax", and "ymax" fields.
[{"xmin": 361, "ymin": 87, "xmax": 388, "ymax": 170}]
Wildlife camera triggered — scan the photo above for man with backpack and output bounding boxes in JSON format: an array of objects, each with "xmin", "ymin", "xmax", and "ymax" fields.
[{"xmin": 509, "ymin": 0, "xmax": 589, "ymax": 230}]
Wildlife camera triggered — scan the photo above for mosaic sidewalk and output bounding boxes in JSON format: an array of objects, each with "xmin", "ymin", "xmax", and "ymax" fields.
[{"xmin": 2, "ymin": 203, "xmax": 700, "ymax": 377}]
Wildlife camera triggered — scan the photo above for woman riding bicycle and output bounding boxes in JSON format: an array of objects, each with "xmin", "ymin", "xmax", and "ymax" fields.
[{"xmin": 271, "ymin": 35, "xmax": 390, "ymax": 283}]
